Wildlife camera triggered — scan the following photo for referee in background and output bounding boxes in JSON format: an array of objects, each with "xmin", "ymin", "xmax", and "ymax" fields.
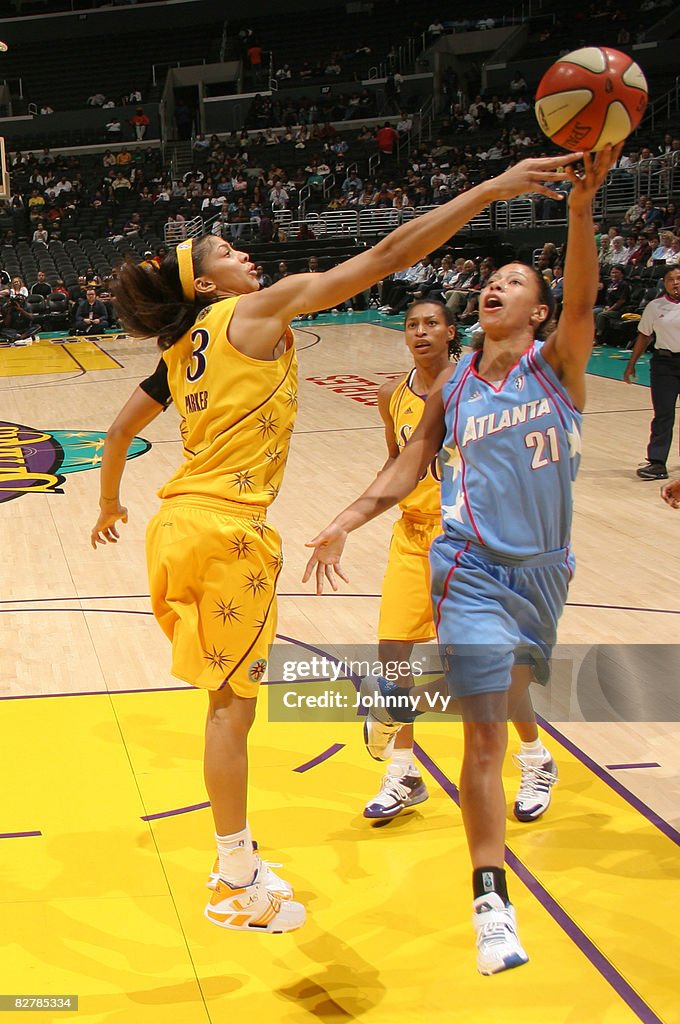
[{"xmin": 624, "ymin": 266, "xmax": 680, "ymax": 480}]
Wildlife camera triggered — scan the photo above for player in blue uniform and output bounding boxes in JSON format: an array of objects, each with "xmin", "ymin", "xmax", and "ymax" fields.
[{"xmin": 304, "ymin": 146, "xmax": 619, "ymax": 974}]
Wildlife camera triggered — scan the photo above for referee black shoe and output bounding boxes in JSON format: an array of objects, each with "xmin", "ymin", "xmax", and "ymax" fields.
[{"xmin": 636, "ymin": 462, "xmax": 668, "ymax": 480}]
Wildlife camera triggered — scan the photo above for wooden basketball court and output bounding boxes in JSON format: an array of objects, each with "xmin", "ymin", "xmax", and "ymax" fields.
[{"xmin": 0, "ymin": 317, "xmax": 678, "ymax": 1023}]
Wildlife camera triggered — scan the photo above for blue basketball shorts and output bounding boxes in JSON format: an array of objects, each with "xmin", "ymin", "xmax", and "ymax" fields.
[{"xmin": 429, "ymin": 533, "xmax": 575, "ymax": 698}]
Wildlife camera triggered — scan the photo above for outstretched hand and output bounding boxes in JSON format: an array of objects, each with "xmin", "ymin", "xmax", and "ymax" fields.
[
  {"xmin": 302, "ymin": 522, "xmax": 350, "ymax": 595},
  {"xmin": 91, "ymin": 503, "xmax": 128, "ymax": 549},
  {"xmin": 661, "ymin": 480, "xmax": 680, "ymax": 508},
  {"xmin": 566, "ymin": 143, "xmax": 624, "ymax": 208},
  {"xmin": 492, "ymin": 152, "xmax": 584, "ymax": 201}
]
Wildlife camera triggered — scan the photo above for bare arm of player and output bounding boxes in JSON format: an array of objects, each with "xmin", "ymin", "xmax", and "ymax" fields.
[
  {"xmin": 542, "ymin": 144, "xmax": 623, "ymax": 409},
  {"xmin": 376, "ymin": 380, "xmax": 401, "ymax": 473},
  {"xmin": 302, "ymin": 368, "xmax": 452, "ymax": 594},
  {"xmin": 623, "ymin": 330, "xmax": 653, "ymax": 382},
  {"xmin": 90, "ymin": 386, "xmax": 165, "ymax": 549},
  {"xmin": 233, "ymin": 155, "xmax": 582, "ymax": 352}
]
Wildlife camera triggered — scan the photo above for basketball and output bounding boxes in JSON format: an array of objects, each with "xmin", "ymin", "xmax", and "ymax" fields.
[{"xmin": 534, "ymin": 46, "xmax": 648, "ymax": 152}]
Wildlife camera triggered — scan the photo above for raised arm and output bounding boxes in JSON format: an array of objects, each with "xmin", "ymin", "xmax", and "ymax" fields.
[
  {"xmin": 542, "ymin": 144, "xmax": 623, "ymax": 409},
  {"xmin": 234, "ymin": 155, "xmax": 583, "ymax": 350},
  {"xmin": 303, "ymin": 367, "xmax": 453, "ymax": 593}
]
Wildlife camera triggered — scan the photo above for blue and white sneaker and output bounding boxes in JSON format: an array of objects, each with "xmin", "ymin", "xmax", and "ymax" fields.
[
  {"xmin": 363, "ymin": 769, "xmax": 429, "ymax": 820},
  {"xmin": 360, "ymin": 676, "xmax": 417, "ymax": 761},
  {"xmin": 512, "ymin": 754, "xmax": 558, "ymax": 822},
  {"xmin": 473, "ymin": 893, "xmax": 529, "ymax": 975}
]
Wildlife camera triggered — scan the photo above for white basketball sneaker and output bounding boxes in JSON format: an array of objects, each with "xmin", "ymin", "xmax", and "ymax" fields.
[
  {"xmin": 513, "ymin": 753, "xmax": 558, "ymax": 822},
  {"xmin": 205, "ymin": 867, "xmax": 305, "ymax": 933},
  {"xmin": 207, "ymin": 851, "xmax": 293, "ymax": 900},
  {"xmin": 472, "ymin": 893, "xmax": 529, "ymax": 975},
  {"xmin": 363, "ymin": 769, "xmax": 429, "ymax": 820}
]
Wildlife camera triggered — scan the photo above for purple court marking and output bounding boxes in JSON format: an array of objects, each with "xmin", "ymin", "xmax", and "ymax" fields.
[
  {"xmin": 415, "ymin": 745, "xmax": 664, "ymax": 1024},
  {"xmin": 141, "ymin": 801, "xmax": 210, "ymax": 822},
  {"xmin": 0, "ymin": 594, "xmax": 150, "ymax": 604},
  {"xmin": 0, "ymin": 830, "xmax": 41, "ymax": 839},
  {"xmin": 606, "ymin": 762, "xmax": 661, "ymax": 770},
  {"xmin": 537, "ymin": 716, "xmax": 680, "ymax": 848},
  {"xmin": 0, "ymin": 608, "xmax": 153, "ymax": 616},
  {"xmin": 294, "ymin": 743, "xmax": 345, "ymax": 773},
  {"xmin": 0, "ymin": 684, "xmax": 192, "ymax": 702},
  {"xmin": 276, "ymin": 633, "xmax": 364, "ymax": 688}
]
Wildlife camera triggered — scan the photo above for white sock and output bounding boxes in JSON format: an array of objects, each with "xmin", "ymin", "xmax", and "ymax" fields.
[
  {"xmin": 216, "ymin": 825, "xmax": 257, "ymax": 887},
  {"xmin": 519, "ymin": 738, "xmax": 549, "ymax": 761},
  {"xmin": 389, "ymin": 747, "xmax": 418, "ymax": 776}
]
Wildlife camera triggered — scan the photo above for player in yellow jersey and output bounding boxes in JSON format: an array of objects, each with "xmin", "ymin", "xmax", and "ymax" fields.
[
  {"xmin": 89, "ymin": 154, "xmax": 579, "ymax": 934},
  {"xmin": 365, "ymin": 300, "xmax": 558, "ymax": 822}
]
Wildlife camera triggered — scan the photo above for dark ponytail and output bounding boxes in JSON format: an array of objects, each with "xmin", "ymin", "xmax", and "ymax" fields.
[{"xmin": 112, "ymin": 237, "xmax": 214, "ymax": 349}]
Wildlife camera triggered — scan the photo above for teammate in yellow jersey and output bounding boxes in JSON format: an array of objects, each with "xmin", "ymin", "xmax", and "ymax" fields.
[
  {"xmin": 89, "ymin": 153, "xmax": 580, "ymax": 935},
  {"xmin": 365, "ymin": 300, "xmax": 558, "ymax": 823}
]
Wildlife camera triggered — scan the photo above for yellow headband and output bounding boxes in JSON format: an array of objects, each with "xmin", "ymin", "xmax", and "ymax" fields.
[{"xmin": 176, "ymin": 239, "xmax": 195, "ymax": 302}]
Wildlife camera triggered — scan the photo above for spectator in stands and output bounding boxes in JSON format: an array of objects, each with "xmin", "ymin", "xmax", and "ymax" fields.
[
  {"xmin": 376, "ymin": 122, "xmax": 399, "ymax": 166},
  {"xmin": 88, "ymin": 93, "xmax": 106, "ymax": 107},
  {"xmin": 10, "ymin": 276, "xmax": 29, "ymax": 300},
  {"xmin": 255, "ymin": 265, "xmax": 272, "ymax": 288},
  {"xmin": 116, "ymin": 148, "xmax": 132, "ymax": 167},
  {"xmin": 651, "ymin": 230, "xmax": 675, "ymax": 263},
  {"xmin": 126, "ymin": 88, "xmax": 143, "ymax": 105},
  {"xmin": 105, "ymin": 117, "xmax": 122, "ymax": 139},
  {"xmin": 273, "ymin": 260, "xmax": 290, "ymax": 282},
  {"xmin": 269, "ymin": 180, "xmax": 290, "ymax": 212},
  {"xmin": 384, "ymin": 72, "xmax": 403, "ymax": 114},
  {"xmin": 509, "ymin": 72, "xmax": 527, "ymax": 94},
  {"xmin": 75, "ymin": 287, "xmax": 109, "ymax": 336},
  {"xmin": 627, "ymin": 235, "xmax": 652, "ymax": 268},
  {"xmin": 594, "ymin": 265, "xmax": 632, "ymax": 343},
  {"xmin": 0, "ymin": 292, "xmax": 38, "ymax": 345},
  {"xmin": 130, "ymin": 108, "xmax": 150, "ymax": 141},
  {"xmin": 661, "ymin": 202, "xmax": 679, "ymax": 230},
  {"xmin": 379, "ymin": 258, "xmax": 437, "ymax": 315},
  {"xmin": 642, "ymin": 199, "xmax": 665, "ymax": 228},
  {"xmin": 624, "ymin": 194, "xmax": 647, "ymax": 225},
  {"xmin": 247, "ymin": 42, "xmax": 263, "ymax": 84},
  {"xmin": 193, "ymin": 134, "xmax": 210, "ymax": 155},
  {"xmin": 31, "ymin": 271, "xmax": 52, "ymax": 299},
  {"xmin": 32, "ymin": 221, "xmax": 49, "ymax": 245},
  {"xmin": 609, "ymin": 235, "xmax": 630, "ymax": 265},
  {"xmin": 40, "ymin": 104, "xmax": 54, "ymax": 115},
  {"xmin": 112, "ymin": 172, "xmax": 132, "ymax": 195},
  {"xmin": 444, "ymin": 258, "xmax": 479, "ymax": 315}
]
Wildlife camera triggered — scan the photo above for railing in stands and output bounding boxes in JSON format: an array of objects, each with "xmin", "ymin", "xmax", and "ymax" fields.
[
  {"xmin": 164, "ymin": 215, "xmax": 202, "ymax": 243},
  {"xmin": 639, "ymin": 77, "xmax": 680, "ymax": 136}
]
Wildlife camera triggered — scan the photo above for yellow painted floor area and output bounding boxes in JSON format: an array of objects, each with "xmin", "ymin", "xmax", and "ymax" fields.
[
  {"xmin": 0, "ymin": 339, "xmax": 120, "ymax": 377},
  {"xmin": 0, "ymin": 686, "xmax": 675, "ymax": 1024}
]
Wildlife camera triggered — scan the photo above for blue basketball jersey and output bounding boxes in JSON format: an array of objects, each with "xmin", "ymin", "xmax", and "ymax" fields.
[{"xmin": 439, "ymin": 341, "xmax": 582, "ymax": 559}]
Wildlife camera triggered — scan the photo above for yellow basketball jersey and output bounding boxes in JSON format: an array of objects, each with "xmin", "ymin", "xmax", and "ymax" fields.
[
  {"xmin": 158, "ymin": 296, "xmax": 297, "ymax": 506},
  {"xmin": 390, "ymin": 368, "xmax": 441, "ymax": 516}
]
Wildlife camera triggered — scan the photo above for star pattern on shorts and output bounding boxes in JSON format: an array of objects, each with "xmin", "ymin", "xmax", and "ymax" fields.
[
  {"xmin": 264, "ymin": 446, "xmax": 283, "ymax": 465},
  {"xmin": 243, "ymin": 569, "xmax": 268, "ymax": 596},
  {"xmin": 213, "ymin": 598, "xmax": 243, "ymax": 625},
  {"xmin": 265, "ymin": 483, "xmax": 280, "ymax": 502},
  {"xmin": 232, "ymin": 469, "xmax": 255, "ymax": 494},
  {"xmin": 248, "ymin": 659, "xmax": 268, "ymax": 681},
  {"xmin": 203, "ymin": 645, "xmax": 232, "ymax": 672},
  {"xmin": 256, "ymin": 411, "xmax": 278, "ymax": 438},
  {"xmin": 252, "ymin": 517, "xmax": 269, "ymax": 537},
  {"xmin": 269, "ymin": 552, "xmax": 284, "ymax": 572},
  {"xmin": 228, "ymin": 533, "xmax": 255, "ymax": 559}
]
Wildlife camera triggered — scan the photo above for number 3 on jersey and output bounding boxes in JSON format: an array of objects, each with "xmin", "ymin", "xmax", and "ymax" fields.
[
  {"xmin": 525, "ymin": 426, "xmax": 559, "ymax": 469},
  {"xmin": 187, "ymin": 327, "xmax": 210, "ymax": 383}
]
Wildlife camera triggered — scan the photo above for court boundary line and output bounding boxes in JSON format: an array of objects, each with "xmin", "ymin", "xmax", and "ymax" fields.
[{"xmin": 416, "ymin": 746, "xmax": 665, "ymax": 1024}]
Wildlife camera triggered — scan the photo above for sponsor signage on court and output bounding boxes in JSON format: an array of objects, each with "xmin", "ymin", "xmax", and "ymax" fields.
[{"xmin": 0, "ymin": 420, "xmax": 150, "ymax": 504}]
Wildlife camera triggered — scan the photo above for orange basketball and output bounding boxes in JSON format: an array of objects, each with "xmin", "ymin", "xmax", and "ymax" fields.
[{"xmin": 534, "ymin": 46, "xmax": 648, "ymax": 152}]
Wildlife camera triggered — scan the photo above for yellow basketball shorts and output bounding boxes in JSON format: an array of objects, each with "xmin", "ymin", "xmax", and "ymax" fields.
[
  {"xmin": 378, "ymin": 511, "xmax": 442, "ymax": 643},
  {"xmin": 146, "ymin": 495, "xmax": 282, "ymax": 697}
]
